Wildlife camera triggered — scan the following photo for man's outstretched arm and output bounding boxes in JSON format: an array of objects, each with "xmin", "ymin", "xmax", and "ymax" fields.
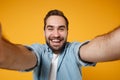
[
  {"xmin": 0, "ymin": 24, "xmax": 37, "ymax": 71},
  {"xmin": 80, "ymin": 26, "xmax": 120, "ymax": 62}
]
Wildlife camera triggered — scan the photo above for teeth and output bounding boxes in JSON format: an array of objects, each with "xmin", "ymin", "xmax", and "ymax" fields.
[{"xmin": 52, "ymin": 39, "xmax": 60, "ymax": 42}]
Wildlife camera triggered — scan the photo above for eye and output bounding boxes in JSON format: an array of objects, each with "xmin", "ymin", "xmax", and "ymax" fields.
[
  {"xmin": 59, "ymin": 28, "xmax": 65, "ymax": 31},
  {"xmin": 48, "ymin": 27, "xmax": 53, "ymax": 31},
  {"xmin": 59, "ymin": 26, "xmax": 66, "ymax": 31},
  {"xmin": 46, "ymin": 25, "xmax": 54, "ymax": 31}
]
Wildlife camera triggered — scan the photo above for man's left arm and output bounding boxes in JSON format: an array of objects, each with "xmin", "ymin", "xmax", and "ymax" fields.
[{"xmin": 80, "ymin": 26, "xmax": 120, "ymax": 62}]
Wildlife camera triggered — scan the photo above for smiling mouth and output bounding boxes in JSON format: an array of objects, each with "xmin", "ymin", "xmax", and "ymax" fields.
[
  {"xmin": 51, "ymin": 39, "xmax": 61, "ymax": 44},
  {"xmin": 52, "ymin": 39, "xmax": 60, "ymax": 42},
  {"xmin": 50, "ymin": 38, "xmax": 63, "ymax": 46}
]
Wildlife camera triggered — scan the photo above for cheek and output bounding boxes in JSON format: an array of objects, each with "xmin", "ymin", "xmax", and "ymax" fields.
[
  {"xmin": 44, "ymin": 31, "xmax": 50, "ymax": 38},
  {"xmin": 62, "ymin": 32, "xmax": 68, "ymax": 38}
]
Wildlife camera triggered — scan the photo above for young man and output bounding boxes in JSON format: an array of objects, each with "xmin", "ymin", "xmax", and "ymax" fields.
[{"xmin": 0, "ymin": 9, "xmax": 120, "ymax": 80}]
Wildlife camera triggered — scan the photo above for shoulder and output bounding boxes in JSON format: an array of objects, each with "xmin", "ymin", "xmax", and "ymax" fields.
[
  {"xmin": 66, "ymin": 41, "xmax": 89, "ymax": 52},
  {"xmin": 67, "ymin": 41, "xmax": 81, "ymax": 48},
  {"xmin": 26, "ymin": 43, "xmax": 48, "ymax": 53},
  {"xmin": 69, "ymin": 41, "xmax": 89, "ymax": 47}
]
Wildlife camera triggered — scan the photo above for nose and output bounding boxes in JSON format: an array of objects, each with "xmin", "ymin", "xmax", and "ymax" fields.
[{"xmin": 53, "ymin": 29, "xmax": 60, "ymax": 37}]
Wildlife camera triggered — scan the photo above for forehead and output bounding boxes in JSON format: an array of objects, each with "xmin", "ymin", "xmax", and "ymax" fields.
[{"xmin": 46, "ymin": 16, "xmax": 66, "ymax": 26}]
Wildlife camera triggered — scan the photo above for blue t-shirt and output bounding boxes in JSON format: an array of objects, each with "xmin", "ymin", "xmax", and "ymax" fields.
[{"xmin": 27, "ymin": 41, "xmax": 96, "ymax": 80}]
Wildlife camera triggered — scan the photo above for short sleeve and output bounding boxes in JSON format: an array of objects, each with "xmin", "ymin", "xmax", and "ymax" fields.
[
  {"xmin": 72, "ymin": 41, "xmax": 96, "ymax": 67},
  {"xmin": 21, "ymin": 44, "xmax": 43, "ymax": 71}
]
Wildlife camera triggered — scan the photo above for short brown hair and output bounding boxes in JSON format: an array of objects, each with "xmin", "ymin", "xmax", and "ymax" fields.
[{"xmin": 44, "ymin": 9, "xmax": 69, "ymax": 30}]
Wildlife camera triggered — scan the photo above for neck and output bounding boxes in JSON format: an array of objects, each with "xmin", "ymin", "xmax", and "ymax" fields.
[{"xmin": 53, "ymin": 50, "xmax": 61, "ymax": 54}]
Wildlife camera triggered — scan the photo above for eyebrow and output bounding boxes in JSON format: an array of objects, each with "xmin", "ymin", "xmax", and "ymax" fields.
[
  {"xmin": 46, "ymin": 25, "xmax": 66, "ymax": 28},
  {"xmin": 59, "ymin": 25, "xmax": 66, "ymax": 28},
  {"xmin": 46, "ymin": 25, "xmax": 53, "ymax": 28}
]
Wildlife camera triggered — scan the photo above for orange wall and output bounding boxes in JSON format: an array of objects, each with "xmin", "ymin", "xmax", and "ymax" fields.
[{"xmin": 0, "ymin": 0, "xmax": 120, "ymax": 80}]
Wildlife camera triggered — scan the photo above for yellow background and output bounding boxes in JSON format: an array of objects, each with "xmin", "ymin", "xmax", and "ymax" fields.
[{"xmin": 0, "ymin": 0, "xmax": 120, "ymax": 80}]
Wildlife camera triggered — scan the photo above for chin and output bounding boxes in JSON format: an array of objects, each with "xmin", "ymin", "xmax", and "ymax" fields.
[
  {"xmin": 46, "ymin": 40, "xmax": 67, "ymax": 52},
  {"xmin": 51, "ymin": 43, "xmax": 66, "ymax": 53},
  {"xmin": 51, "ymin": 46, "xmax": 62, "ymax": 51}
]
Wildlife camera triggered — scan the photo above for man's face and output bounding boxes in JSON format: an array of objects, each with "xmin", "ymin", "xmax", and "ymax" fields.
[{"xmin": 44, "ymin": 15, "xmax": 68, "ymax": 54}]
